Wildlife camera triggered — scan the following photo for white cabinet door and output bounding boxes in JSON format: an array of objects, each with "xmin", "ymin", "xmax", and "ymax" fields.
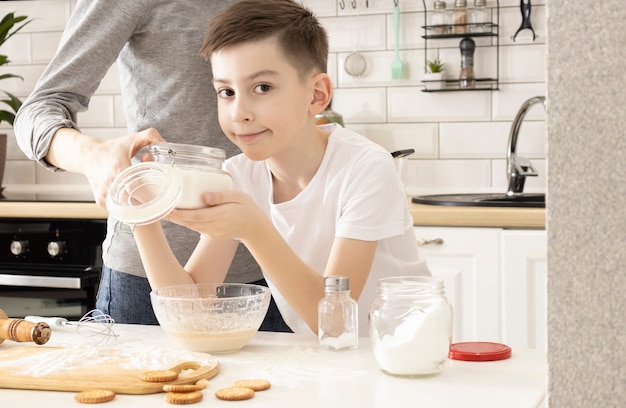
[
  {"xmin": 414, "ymin": 227, "xmax": 502, "ymax": 343},
  {"xmin": 500, "ymin": 230, "xmax": 548, "ymax": 351}
]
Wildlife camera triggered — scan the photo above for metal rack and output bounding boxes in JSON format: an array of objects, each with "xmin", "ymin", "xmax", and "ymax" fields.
[{"xmin": 421, "ymin": 0, "xmax": 500, "ymax": 92}]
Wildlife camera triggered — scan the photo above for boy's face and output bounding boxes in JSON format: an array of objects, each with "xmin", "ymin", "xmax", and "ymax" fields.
[{"xmin": 211, "ymin": 37, "xmax": 320, "ymax": 162}]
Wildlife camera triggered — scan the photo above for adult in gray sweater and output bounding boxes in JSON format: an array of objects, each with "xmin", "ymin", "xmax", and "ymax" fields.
[{"xmin": 15, "ymin": 0, "xmax": 290, "ymax": 331}]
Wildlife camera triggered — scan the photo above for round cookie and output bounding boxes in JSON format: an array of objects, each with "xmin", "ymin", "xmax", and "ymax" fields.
[
  {"xmin": 215, "ymin": 386, "xmax": 255, "ymax": 401},
  {"xmin": 163, "ymin": 383, "xmax": 204, "ymax": 393},
  {"xmin": 233, "ymin": 379, "xmax": 271, "ymax": 391},
  {"xmin": 74, "ymin": 389, "xmax": 116, "ymax": 404},
  {"xmin": 164, "ymin": 391, "xmax": 203, "ymax": 405},
  {"xmin": 140, "ymin": 369, "xmax": 179, "ymax": 382}
]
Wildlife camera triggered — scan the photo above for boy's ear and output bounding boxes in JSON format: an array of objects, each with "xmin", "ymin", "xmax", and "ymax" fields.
[{"xmin": 310, "ymin": 73, "xmax": 332, "ymax": 116}]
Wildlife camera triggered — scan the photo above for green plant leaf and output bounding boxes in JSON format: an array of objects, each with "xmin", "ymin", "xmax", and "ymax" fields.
[
  {"xmin": 0, "ymin": 110, "xmax": 15, "ymax": 126},
  {"xmin": 0, "ymin": 12, "xmax": 32, "ymax": 127}
]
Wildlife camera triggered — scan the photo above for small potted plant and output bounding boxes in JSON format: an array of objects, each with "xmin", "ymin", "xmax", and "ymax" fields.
[
  {"xmin": 422, "ymin": 52, "xmax": 446, "ymax": 90},
  {"xmin": 0, "ymin": 12, "xmax": 31, "ymax": 190}
]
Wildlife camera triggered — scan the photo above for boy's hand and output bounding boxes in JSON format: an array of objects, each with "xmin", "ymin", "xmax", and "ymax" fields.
[{"xmin": 166, "ymin": 190, "xmax": 268, "ymax": 240}]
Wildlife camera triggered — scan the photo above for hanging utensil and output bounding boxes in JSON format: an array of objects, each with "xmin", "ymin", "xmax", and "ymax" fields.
[
  {"xmin": 512, "ymin": 0, "xmax": 537, "ymax": 41},
  {"xmin": 391, "ymin": 0, "xmax": 404, "ymax": 79},
  {"xmin": 344, "ymin": 1, "xmax": 367, "ymax": 77}
]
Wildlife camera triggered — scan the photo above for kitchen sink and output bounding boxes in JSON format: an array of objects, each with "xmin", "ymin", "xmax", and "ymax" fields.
[{"xmin": 411, "ymin": 193, "xmax": 545, "ymax": 208}]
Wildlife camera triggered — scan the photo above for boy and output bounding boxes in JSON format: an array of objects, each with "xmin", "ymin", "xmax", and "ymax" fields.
[{"xmin": 133, "ymin": 0, "xmax": 429, "ymax": 335}]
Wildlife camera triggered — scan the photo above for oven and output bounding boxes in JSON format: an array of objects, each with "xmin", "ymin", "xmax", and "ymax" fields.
[{"xmin": 0, "ymin": 191, "xmax": 106, "ymax": 320}]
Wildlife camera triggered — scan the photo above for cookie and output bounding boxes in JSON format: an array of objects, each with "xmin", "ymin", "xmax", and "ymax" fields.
[
  {"xmin": 74, "ymin": 389, "xmax": 116, "ymax": 404},
  {"xmin": 215, "ymin": 386, "xmax": 255, "ymax": 401},
  {"xmin": 163, "ymin": 383, "xmax": 204, "ymax": 393},
  {"xmin": 140, "ymin": 369, "xmax": 179, "ymax": 382},
  {"xmin": 164, "ymin": 391, "xmax": 203, "ymax": 405},
  {"xmin": 233, "ymin": 379, "xmax": 271, "ymax": 391},
  {"xmin": 195, "ymin": 378, "xmax": 210, "ymax": 389}
]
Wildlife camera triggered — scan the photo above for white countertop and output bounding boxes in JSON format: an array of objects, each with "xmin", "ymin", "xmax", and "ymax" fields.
[{"xmin": 0, "ymin": 324, "xmax": 547, "ymax": 407}]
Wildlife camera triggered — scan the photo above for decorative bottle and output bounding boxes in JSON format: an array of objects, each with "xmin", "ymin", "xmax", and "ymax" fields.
[
  {"xmin": 453, "ymin": 0, "xmax": 468, "ymax": 34},
  {"xmin": 470, "ymin": 0, "xmax": 489, "ymax": 33},
  {"xmin": 459, "ymin": 37, "xmax": 476, "ymax": 88},
  {"xmin": 318, "ymin": 276, "xmax": 358, "ymax": 351}
]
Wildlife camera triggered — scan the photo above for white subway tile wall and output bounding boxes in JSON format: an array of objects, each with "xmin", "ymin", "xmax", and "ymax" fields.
[{"xmin": 1, "ymin": 0, "xmax": 547, "ymax": 193}]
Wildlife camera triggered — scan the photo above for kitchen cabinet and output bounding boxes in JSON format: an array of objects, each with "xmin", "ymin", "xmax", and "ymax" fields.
[
  {"xmin": 415, "ymin": 226, "xmax": 501, "ymax": 343},
  {"xmin": 500, "ymin": 230, "xmax": 548, "ymax": 351},
  {"xmin": 414, "ymin": 226, "xmax": 547, "ymax": 351}
]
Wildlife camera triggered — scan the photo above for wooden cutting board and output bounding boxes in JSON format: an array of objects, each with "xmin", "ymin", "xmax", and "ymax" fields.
[{"xmin": 0, "ymin": 345, "xmax": 219, "ymax": 394}]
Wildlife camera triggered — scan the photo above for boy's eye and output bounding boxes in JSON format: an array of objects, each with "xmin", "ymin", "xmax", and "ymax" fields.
[
  {"xmin": 217, "ymin": 88, "xmax": 234, "ymax": 98},
  {"xmin": 253, "ymin": 84, "xmax": 272, "ymax": 94}
]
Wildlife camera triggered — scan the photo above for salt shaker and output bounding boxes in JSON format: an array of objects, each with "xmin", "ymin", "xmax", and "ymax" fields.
[
  {"xmin": 318, "ymin": 276, "xmax": 358, "ymax": 351},
  {"xmin": 369, "ymin": 276, "xmax": 453, "ymax": 377},
  {"xmin": 470, "ymin": 0, "xmax": 489, "ymax": 33},
  {"xmin": 430, "ymin": 1, "xmax": 451, "ymax": 35}
]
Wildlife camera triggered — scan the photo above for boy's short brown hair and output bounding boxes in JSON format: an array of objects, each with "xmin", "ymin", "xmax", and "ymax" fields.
[{"xmin": 200, "ymin": 0, "xmax": 328, "ymax": 79}]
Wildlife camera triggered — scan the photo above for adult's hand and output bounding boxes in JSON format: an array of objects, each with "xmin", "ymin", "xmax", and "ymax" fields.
[{"xmin": 47, "ymin": 127, "xmax": 165, "ymax": 206}]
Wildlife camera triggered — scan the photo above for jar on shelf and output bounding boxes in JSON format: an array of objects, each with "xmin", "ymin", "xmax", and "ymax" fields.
[
  {"xmin": 470, "ymin": 0, "xmax": 489, "ymax": 33},
  {"xmin": 318, "ymin": 276, "xmax": 358, "ymax": 351},
  {"xmin": 107, "ymin": 142, "xmax": 232, "ymax": 225},
  {"xmin": 369, "ymin": 276, "xmax": 453, "ymax": 377},
  {"xmin": 453, "ymin": 0, "xmax": 468, "ymax": 34},
  {"xmin": 430, "ymin": 1, "xmax": 451, "ymax": 35}
]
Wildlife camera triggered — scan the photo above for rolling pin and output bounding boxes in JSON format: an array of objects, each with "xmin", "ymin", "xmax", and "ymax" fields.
[{"xmin": 0, "ymin": 309, "xmax": 51, "ymax": 345}]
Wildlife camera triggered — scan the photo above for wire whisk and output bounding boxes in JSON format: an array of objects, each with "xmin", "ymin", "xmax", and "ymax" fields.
[
  {"xmin": 76, "ymin": 309, "xmax": 118, "ymax": 345},
  {"xmin": 25, "ymin": 309, "xmax": 118, "ymax": 345}
]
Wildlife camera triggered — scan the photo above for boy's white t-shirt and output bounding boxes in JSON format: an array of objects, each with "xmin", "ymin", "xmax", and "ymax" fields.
[{"xmin": 224, "ymin": 124, "xmax": 430, "ymax": 335}]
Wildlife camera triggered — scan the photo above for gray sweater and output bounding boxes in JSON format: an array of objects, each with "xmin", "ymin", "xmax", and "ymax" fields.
[{"xmin": 14, "ymin": 0, "xmax": 261, "ymax": 283}]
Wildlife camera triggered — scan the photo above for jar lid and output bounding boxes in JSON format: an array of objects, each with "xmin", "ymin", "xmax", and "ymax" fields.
[
  {"xmin": 141, "ymin": 142, "xmax": 226, "ymax": 170},
  {"xmin": 449, "ymin": 342, "xmax": 512, "ymax": 361},
  {"xmin": 148, "ymin": 142, "xmax": 225, "ymax": 160},
  {"xmin": 434, "ymin": 0, "xmax": 447, "ymax": 9},
  {"xmin": 106, "ymin": 162, "xmax": 182, "ymax": 225},
  {"xmin": 324, "ymin": 276, "xmax": 350, "ymax": 291}
]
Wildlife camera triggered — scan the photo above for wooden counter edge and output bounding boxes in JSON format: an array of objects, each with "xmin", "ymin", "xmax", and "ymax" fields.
[
  {"xmin": 410, "ymin": 203, "xmax": 545, "ymax": 229},
  {"xmin": 0, "ymin": 202, "xmax": 108, "ymax": 220},
  {"xmin": 1, "ymin": 201, "xmax": 545, "ymax": 228}
]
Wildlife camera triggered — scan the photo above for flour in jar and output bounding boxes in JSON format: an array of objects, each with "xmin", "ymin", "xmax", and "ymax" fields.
[
  {"xmin": 371, "ymin": 301, "xmax": 452, "ymax": 375},
  {"xmin": 175, "ymin": 167, "xmax": 232, "ymax": 209}
]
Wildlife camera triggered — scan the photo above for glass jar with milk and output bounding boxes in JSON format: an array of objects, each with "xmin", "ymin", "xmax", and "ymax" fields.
[
  {"xmin": 369, "ymin": 276, "xmax": 453, "ymax": 377},
  {"xmin": 107, "ymin": 142, "xmax": 232, "ymax": 225}
]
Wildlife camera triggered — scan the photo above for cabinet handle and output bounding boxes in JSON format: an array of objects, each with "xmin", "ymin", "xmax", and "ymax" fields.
[{"xmin": 417, "ymin": 238, "xmax": 444, "ymax": 246}]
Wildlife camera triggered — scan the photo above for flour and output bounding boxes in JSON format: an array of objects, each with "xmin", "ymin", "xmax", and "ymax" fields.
[
  {"xmin": 0, "ymin": 343, "xmax": 218, "ymax": 378},
  {"xmin": 175, "ymin": 167, "xmax": 232, "ymax": 208},
  {"xmin": 319, "ymin": 332, "xmax": 358, "ymax": 351},
  {"xmin": 371, "ymin": 301, "xmax": 452, "ymax": 376},
  {"xmin": 217, "ymin": 346, "xmax": 367, "ymax": 388}
]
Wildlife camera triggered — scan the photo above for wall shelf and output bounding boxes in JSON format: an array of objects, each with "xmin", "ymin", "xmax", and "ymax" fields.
[{"xmin": 421, "ymin": 0, "xmax": 500, "ymax": 92}]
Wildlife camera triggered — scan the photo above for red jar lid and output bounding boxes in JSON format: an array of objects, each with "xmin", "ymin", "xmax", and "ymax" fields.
[{"xmin": 449, "ymin": 342, "xmax": 512, "ymax": 361}]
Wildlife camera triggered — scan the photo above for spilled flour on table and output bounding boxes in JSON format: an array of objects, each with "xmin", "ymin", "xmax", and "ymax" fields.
[
  {"xmin": 0, "ymin": 344, "xmax": 218, "ymax": 377},
  {"xmin": 217, "ymin": 346, "xmax": 367, "ymax": 388}
]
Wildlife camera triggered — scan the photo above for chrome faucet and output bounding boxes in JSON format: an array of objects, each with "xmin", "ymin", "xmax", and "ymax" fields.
[{"xmin": 506, "ymin": 96, "xmax": 546, "ymax": 196}]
